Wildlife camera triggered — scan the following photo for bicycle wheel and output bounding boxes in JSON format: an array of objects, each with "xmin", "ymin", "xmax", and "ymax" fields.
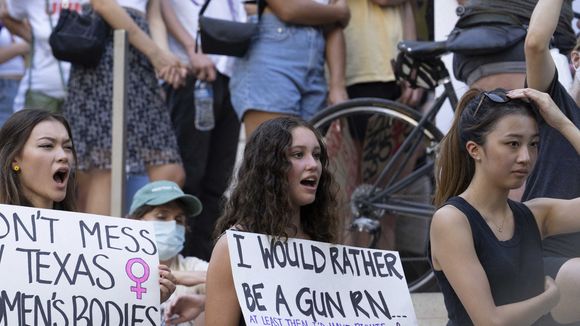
[{"xmin": 310, "ymin": 97, "xmax": 444, "ymax": 292}]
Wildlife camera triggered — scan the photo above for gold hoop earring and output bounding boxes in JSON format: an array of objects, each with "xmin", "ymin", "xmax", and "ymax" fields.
[{"xmin": 12, "ymin": 164, "xmax": 20, "ymax": 172}]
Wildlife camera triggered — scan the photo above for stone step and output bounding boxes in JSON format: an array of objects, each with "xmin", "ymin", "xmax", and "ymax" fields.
[{"xmin": 412, "ymin": 292, "xmax": 447, "ymax": 326}]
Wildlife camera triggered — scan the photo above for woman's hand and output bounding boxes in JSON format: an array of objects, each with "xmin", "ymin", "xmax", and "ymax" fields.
[
  {"xmin": 327, "ymin": 85, "xmax": 348, "ymax": 106},
  {"xmin": 186, "ymin": 47, "xmax": 217, "ymax": 82},
  {"xmin": 159, "ymin": 264, "xmax": 177, "ymax": 303},
  {"xmin": 543, "ymin": 276, "xmax": 561, "ymax": 311},
  {"xmin": 150, "ymin": 49, "xmax": 187, "ymax": 88},
  {"xmin": 173, "ymin": 270, "xmax": 207, "ymax": 287},
  {"xmin": 507, "ymin": 88, "xmax": 572, "ymax": 131},
  {"xmin": 165, "ymin": 293, "xmax": 206, "ymax": 325}
]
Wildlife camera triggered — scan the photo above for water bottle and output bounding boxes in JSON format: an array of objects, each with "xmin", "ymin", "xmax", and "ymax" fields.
[{"xmin": 194, "ymin": 80, "xmax": 214, "ymax": 131}]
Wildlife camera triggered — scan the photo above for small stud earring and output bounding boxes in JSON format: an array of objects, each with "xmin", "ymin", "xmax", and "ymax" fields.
[{"xmin": 12, "ymin": 164, "xmax": 20, "ymax": 172}]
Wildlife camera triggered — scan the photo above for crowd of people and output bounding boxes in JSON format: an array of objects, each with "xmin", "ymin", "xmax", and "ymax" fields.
[{"xmin": 2, "ymin": 0, "xmax": 580, "ymax": 325}]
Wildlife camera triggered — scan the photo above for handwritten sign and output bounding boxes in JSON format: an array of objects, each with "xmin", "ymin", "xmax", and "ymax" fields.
[
  {"xmin": 0, "ymin": 204, "xmax": 160, "ymax": 325},
  {"xmin": 227, "ymin": 230, "xmax": 418, "ymax": 326}
]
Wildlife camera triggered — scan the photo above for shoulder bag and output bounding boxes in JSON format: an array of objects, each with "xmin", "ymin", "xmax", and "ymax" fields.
[
  {"xmin": 48, "ymin": 0, "xmax": 110, "ymax": 67},
  {"xmin": 446, "ymin": 6, "xmax": 527, "ymax": 56},
  {"xmin": 197, "ymin": 0, "xmax": 264, "ymax": 57}
]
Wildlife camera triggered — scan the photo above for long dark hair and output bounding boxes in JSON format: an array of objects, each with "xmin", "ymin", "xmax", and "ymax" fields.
[
  {"xmin": 434, "ymin": 89, "xmax": 538, "ymax": 206},
  {"xmin": 0, "ymin": 109, "xmax": 78, "ymax": 211},
  {"xmin": 215, "ymin": 116, "xmax": 339, "ymax": 243}
]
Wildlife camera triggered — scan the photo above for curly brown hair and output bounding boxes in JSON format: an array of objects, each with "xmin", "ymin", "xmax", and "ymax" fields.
[{"xmin": 215, "ymin": 116, "xmax": 339, "ymax": 243}]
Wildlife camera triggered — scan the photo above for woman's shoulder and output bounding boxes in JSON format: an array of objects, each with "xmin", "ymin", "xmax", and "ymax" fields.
[
  {"xmin": 433, "ymin": 204, "xmax": 468, "ymax": 224},
  {"xmin": 432, "ymin": 203, "xmax": 471, "ymax": 236}
]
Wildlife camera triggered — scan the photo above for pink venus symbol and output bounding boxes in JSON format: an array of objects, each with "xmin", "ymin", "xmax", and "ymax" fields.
[{"xmin": 126, "ymin": 258, "xmax": 150, "ymax": 300}]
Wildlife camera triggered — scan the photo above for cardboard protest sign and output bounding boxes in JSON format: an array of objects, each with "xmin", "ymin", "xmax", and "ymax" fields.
[
  {"xmin": 0, "ymin": 204, "xmax": 161, "ymax": 325},
  {"xmin": 227, "ymin": 230, "xmax": 418, "ymax": 326}
]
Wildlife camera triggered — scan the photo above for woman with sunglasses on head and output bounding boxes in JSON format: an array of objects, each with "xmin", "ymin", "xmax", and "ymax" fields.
[
  {"xmin": 524, "ymin": 1, "xmax": 580, "ymax": 324},
  {"xmin": 0, "ymin": 108, "xmax": 179, "ymax": 304},
  {"xmin": 429, "ymin": 87, "xmax": 580, "ymax": 325}
]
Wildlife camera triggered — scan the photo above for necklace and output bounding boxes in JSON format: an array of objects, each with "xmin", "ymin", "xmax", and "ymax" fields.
[{"xmin": 484, "ymin": 213, "xmax": 507, "ymax": 233}]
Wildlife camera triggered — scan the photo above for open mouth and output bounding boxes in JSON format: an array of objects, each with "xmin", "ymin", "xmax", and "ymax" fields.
[
  {"xmin": 53, "ymin": 168, "xmax": 69, "ymax": 184},
  {"xmin": 300, "ymin": 178, "xmax": 318, "ymax": 188}
]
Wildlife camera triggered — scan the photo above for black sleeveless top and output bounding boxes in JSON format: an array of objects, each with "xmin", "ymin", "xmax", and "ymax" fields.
[{"xmin": 431, "ymin": 197, "xmax": 546, "ymax": 325}]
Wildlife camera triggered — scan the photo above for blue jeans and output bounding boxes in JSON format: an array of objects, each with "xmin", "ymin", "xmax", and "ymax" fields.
[
  {"xmin": 230, "ymin": 13, "xmax": 327, "ymax": 121},
  {"xmin": 0, "ymin": 78, "xmax": 20, "ymax": 126}
]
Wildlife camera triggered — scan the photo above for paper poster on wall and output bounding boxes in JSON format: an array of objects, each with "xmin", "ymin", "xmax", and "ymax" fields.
[
  {"xmin": 0, "ymin": 204, "xmax": 161, "ymax": 325},
  {"xmin": 227, "ymin": 230, "xmax": 418, "ymax": 326}
]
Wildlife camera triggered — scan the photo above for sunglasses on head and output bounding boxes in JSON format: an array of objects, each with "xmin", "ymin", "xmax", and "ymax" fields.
[{"xmin": 473, "ymin": 92, "xmax": 510, "ymax": 116}]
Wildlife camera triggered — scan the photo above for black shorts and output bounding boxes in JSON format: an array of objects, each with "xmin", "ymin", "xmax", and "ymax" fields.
[{"xmin": 452, "ymin": 38, "xmax": 526, "ymax": 85}]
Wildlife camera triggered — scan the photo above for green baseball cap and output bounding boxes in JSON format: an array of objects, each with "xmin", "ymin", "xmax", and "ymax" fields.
[{"xmin": 129, "ymin": 180, "xmax": 202, "ymax": 217}]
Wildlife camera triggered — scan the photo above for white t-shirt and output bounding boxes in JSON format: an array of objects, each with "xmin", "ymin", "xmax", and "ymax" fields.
[
  {"xmin": 166, "ymin": 0, "xmax": 245, "ymax": 77},
  {"xmin": 161, "ymin": 254, "xmax": 209, "ymax": 326},
  {"xmin": 6, "ymin": 0, "xmax": 78, "ymax": 110},
  {"xmin": 0, "ymin": 29, "xmax": 25, "ymax": 77},
  {"xmin": 118, "ymin": 0, "xmax": 148, "ymax": 13}
]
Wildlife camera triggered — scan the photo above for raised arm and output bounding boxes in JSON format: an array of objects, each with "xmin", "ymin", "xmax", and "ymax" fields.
[
  {"xmin": 266, "ymin": 0, "xmax": 350, "ymax": 27},
  {"xmin": 524, "ymin": 0, "xmax": 560, "ymax": 92},
  {"xmin": 508, "ymin": 88, "xmax": 580, "ymax": 154},
  {"xmin": 430, "ymin": 206, "xmax": 559, "ymax": 325}
]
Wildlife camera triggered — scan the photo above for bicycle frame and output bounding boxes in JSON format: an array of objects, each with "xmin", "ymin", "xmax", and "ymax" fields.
[{"xmin": 364, "ymin": 77, "xmax": 458, "ymax": 217}]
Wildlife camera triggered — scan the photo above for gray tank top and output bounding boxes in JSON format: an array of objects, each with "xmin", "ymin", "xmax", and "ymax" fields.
[{"xmin": 468, "ymin": 0, "xmax": 575, "ymax": 54}]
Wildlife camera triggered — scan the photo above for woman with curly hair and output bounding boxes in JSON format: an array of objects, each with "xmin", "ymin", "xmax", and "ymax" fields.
[
  {"xmin": 210, "ymin": 116, "xmax": 338, "ymax": 325},
  {"xmin": 164, "ymin": 116, "xmax": 339, "ymax": 325}
]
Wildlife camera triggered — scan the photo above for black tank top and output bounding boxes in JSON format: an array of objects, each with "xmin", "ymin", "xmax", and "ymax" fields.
[{"xmin": 431, "ymin": 197, "xmax": 546, "ymax": 325}]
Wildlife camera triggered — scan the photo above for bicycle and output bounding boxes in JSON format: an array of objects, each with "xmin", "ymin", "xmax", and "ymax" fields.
[{"xmin": 310, "ymin": 40, "xmax": 458, "ymax": 292}]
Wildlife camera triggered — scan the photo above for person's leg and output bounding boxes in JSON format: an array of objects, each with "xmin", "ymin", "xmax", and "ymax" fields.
[
  {"xmin": 147, "ymin": 163, "xmax": 185, "ymax": 187},
  {"xmin": 243, "ymin": 110, "xmax": 287, "ymax": 140},
  {"xmin": 78, "ymin": 169, "xmax": 112, "ymax": 215},
  {"xmin": 551, "ymin": 258, "xmax": 580, "ymax": 324}
]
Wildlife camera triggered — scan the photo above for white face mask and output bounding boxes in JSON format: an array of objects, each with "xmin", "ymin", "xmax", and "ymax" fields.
[{"xmin": 151, "ymin": 220, "xmax": 185, "ymax": 261}]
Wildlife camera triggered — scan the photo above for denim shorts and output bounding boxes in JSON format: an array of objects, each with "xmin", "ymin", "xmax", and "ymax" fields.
[
  {"xmin": 0, "ymin": 78, "xmax": 20, "ymax": 127},
  {"xmin": 230, "ymin": 13, "xmax": 327, "ymax": 121}
]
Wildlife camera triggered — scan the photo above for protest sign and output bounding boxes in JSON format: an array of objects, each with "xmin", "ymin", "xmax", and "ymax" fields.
[
  {"xmin": 0, "ymin": 204, "xmax": 161, "ymax": 325},
  {"xmin": 227, "ymin": 230, "xmax": 418, "ymax": 326}
]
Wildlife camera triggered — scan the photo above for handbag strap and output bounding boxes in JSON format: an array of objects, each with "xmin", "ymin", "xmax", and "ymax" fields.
[
  {"xmin": 199, "ymin": 0, "xmax": 265, "ymax": 19},
  {"xmin": 43, "ymin": 0, "xmax": 67, "ymax": 92}
]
